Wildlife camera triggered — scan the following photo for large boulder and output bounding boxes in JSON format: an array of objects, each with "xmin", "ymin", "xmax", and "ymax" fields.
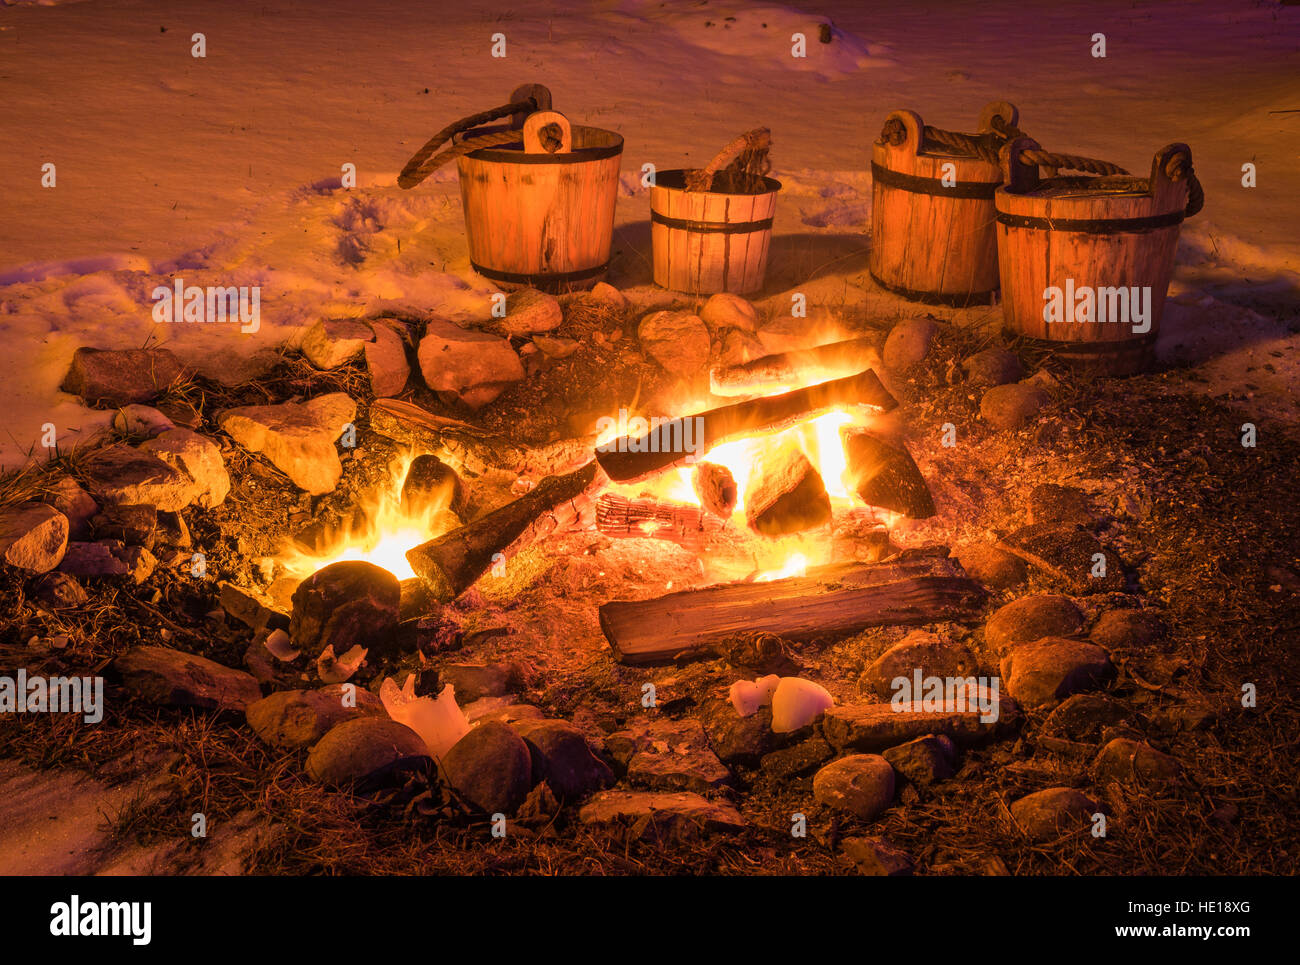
[
  {"xmin": 510, "ymin": 718, "xmax": 614, "ymax": 801},
  {"xmin": 300, "ymin": 318, "xmax": 374, "ymax": 370},
  {"xmin": 364, "ymin": 319, "xmax": 410, "ymax": 397},
  {"xmin": 699, "ymin": 292, "xmax": 760, "ymax": 333},
  {"xmin": 859, "ymin": 630, "xmax": 979, "ymax": 700},
  {"xmin": 578, "ymin": 791, "xmax": 745, "ymax": 838},
  {"xmin": 115, "ymin": 645, "xmax": 262, "ymax": 712},
  {"xmin": 140, "ymin": 428, "xmax": 230, "ymax": 508},
  {"xmin": 1000, "ymin": 637, "xmax": 1114, "ymax": 709},
  {"xmin": 217, "ymin": 393, "xmax": 356, "ymax": 494},
  {"xmin": 812, "ymin": 754, "xmax": 896, "ymax": 820},
  {"xmin": 984, "ymin": 593, "xmax": 1084, "ymax": 656},
  {"xmin": 305, "ymin": 717, "xmax": 430, "ymax": 788},
  {"xmin": 822, "ymin": 695, "xmax": 1016, "ymax": 752},
  {"xmin": 638, "ymin": 311, "xmax": 711, "ymax": 376},
  {"xmin": 499, "ymin": 288, "xmax": 563, "ymax": 336},
  {"xmin": 289, "ymin": 560, "xmax": 400, "ymax": 659},
  {"xmin": 417, "ymin": 317, "xmax": 524, "ymax": 409},
  {"xmin": 980, "ymin": 382, "xmax": 1050, "ymax": 430},
  {"xmin": 1010, "ymin": 787, "xmax": 1098, "ymax": 841},
  {"xmin": 245, "ymin": 685, "xmax": 383, "ymax": 750},
  {"xmin": 882, "ymin": 317, "xmax": 938, "ymax": 371},
  {"xmin": 80, "ymin": 444, "xmax": 197, "ymax": 512}
]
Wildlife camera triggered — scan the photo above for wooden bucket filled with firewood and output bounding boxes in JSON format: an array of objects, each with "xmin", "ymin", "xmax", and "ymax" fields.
[
  {"xmin": 398, "ymin": 84, "xmax": 623, "ymax": 293},
  {"xmin": 869, "ymin": 102, "xmax": 1020, "ymax": 307},
  {"xmin": 651, "ymin": 128, "xmax": 781, "ymax": 295},
  {"xmin": 995, "ymin": 139, "xmax": 1203, "ymax": 376}
]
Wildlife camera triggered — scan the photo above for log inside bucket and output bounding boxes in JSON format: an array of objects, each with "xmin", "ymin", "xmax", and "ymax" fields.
[
  {"xmin": 869, "ymin": 102, "xmax": 1018, "ymax": 307},
  {"xmin": 994, "ymin": 138, "xmax": 1201, "ymax": 377},
  {"xmin": 651, "ymin": 128, "xmax": 780, "ymax": 295}
]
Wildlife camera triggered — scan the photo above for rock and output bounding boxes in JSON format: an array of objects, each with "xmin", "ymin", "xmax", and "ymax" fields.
[
  {"xmin": 400, "ymin": 453, "xmax": 466, "ymax": 519},
  {"xmin": 305, "ymin": 717, "xmax": 430, "ymax": 788},
  {"xmin": 30, "ymin": 571, "xmax": 88, "ymax": 608},
  {"xmin": 980, "ymin": 382, "xmax": 1049, "ymax": 430},
  {"xmin": 755, "ymin": 310, "xmax": 838, "ymax": 354},
  {"xmin": 963, "ymin": 347, "xmax": 1023, "ymax": 387},
  {"xmin": 1090, "ymin": 609, "xmax": 1168, "ymax": 650},
  {"xmin": 245, "ymin": 685, "xmax": 383, "ymax": 749},
  {"xmin": 364, "ymin": 319, "xmax": 410, "ymax": 397},
  {"xmin": 299, "ymin": 318, "xmax": 374, "ymax": 370},
  {"xmin": 1027, "ymin": 483, "xmax": 1100, "ymax": 528},
  {"xmin": 510, "ymin": 718, "xmax": 614, "ymax": 801},
  {"xmin": 578, "ymin": 790, "xmax": 746, "ymax": 838},
  {"xmin": 882, "ymin": 317, "xmax": 938, "ymax": 371},
  {"xmin": 417, "ymin": 318, "xmax": 524, "ymax": 409},
  {"xmin": 718, "ymin": 328, "xmax": 766, "ymax": 366},
  {"xmin": 999, "ymin": 523, "xmax": 1125, "ymax": 594},
  {"xmin": 219, "ymin": 581, "xmax": 289, "ymax": 633},
  {"xmin": 882, "ymin": 734, "xmax": 956, "ymax": 785},
  {"xmin": 1010, "ymin": 787, "xmax": 1098, "ymax": 841},
  {"xmin": 438, "ymin": 663, "xmax": 522, "ymax": 702},
  {"xmin": 533, "ymin": 335, "xmax": 579, "ymax": 359},
  {"xmin": 859, "ymin": 630, "xmax": 980, "ymax": 700},
  {"xmin": 638, "ymin": 310, "xmax": 711, "ymax": 376},
  {"xmin": 812, "ymin": 754, "xmax": 896, "ymax": 820},
  {"xmin": 41, "ymin": 477, "xmax": 98, "ymax": 539},
  {"xmin": 111, "ymin": 404, "xmax": 176, "ymax": 438},
  {"xmin": 700, "ymin": 292, "xmax": 759, "ymax": 332},
  {"xmin": 842, "ymin": 836, "xmax": 914, "ymax": 876},
  {"xmin": 140, "ymin": 428, "xmax": 230, "ymax": 509},
  {"xmin": 467, "ymin": 701, "xmax": 545, "ymax": 727},
  {"xmin": 57, "ymin": 540, "xmax": 155, "ymax": 583},
  {"xmin": 1042, "ymin": 693, "xmax": 1140, "ymax": 743},
  {"xmin": 953, "ymin": 543, "xmax": 1028, "ymax": 590},
  {"xmin": 217, "ymin": 393, "xmax": 356, "ymax": 494},
  {"xmin": 115, "ymin": 645, "xmax": 262, "ymax": 712},
  {"xmin": 1093, "ymin": 738, "xmax": 1182, "ymax": 786},
  {"xmin": 439, "ymin": 720, "xmax": 533, "ymax": 815},
  {"xmin": 91, "ymin": 503, "xmax": 157, "ymax": 549},
  {"xmin": 1000, "ymin": 637, "xmax": 1114, "ymax": 709},
  {"xmin": 499, "ymin": 288, "xmax": 562, "ymax": 335},
  {"xmin": 701, "ymin": 700, "xmax": 776, "ymax": 767},
  {"xmin": 289, "ymin": 560, "xmax": 400, "ymax": 659},
  {"xmin": 822, "ymin": 695, "xmax": 1016, "ymax": 752},
  {"xmin": 760, "ymin": 736, "xmax": 833, "ymax": 780},
  {"xmin": 61, "ymin": 347, "xmax": 185, "ymax": 407},
  {"xmin": 984, "ymin": 594, "xmax": 1084, "ymax": 656},
  {"xmin": 80, "ymin": 443, "xmax": 196, "ymax": 512},
  {"xmin": 588, "ymin": 282, "xmax": 628, "ymax": 312},
  {"xmin": 621, "ymin": 718, "xmax": 732, "ymax": 793},
  {"xmin": 0, "ymin": 503, "xmax": 68, "ymax": 572}
]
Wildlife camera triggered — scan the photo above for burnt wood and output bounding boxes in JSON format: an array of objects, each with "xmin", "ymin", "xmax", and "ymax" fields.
[
  {"xmin": 709, "ymin": 337, "xmax": 879, "ymax": 397},
  {"xmin": 595, "ymin": 494, "xmax": 723, "ymax": 548},
  {"xmin": 595, "ymin": 367, "xmax": 897, "ymax": 483},
  {"xmin": 600, "ymin": 553, "xmax": 986, "ymax": 664},
  {"xmin": 840, "ymin": 427, "xmax": 936, "ymax": 518}
]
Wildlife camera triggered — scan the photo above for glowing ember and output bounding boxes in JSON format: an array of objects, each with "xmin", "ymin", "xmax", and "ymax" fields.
[{"xmin": 277, "ymin": 451, "xmax": 457, "ymax": 582}]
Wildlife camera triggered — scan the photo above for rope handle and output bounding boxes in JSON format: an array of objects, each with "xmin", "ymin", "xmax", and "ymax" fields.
[
  {"xmin": 1164, "ymin": 149, "xmax": 1205, "ymax": 218},
  {"xmin": 398, "ymin": 84, "xmax": 552, "ymax": 189}
]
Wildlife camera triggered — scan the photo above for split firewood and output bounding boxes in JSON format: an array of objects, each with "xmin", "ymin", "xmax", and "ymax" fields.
[
  {"xmin": 693, "ymin": 462, "xmax": 738, "ymax": 518},
  {"xmin": 745, "ymin": 439, "xmax": 832, "ymax": 536},
  {"xmin": 840, "ymin": 427, "xmax": 936, "ymax": 518},
  {"xmin": 596, "ymin": 367, "xmax": 897, "ymax": 482},
  {"xmin": 595, "ymin": 494, "xmax": 723, "ymax": 549},
  {"xmin": 406, "ymin": 461, "xmax": 601, "ymax": 601},
  {"xmin": 709, "ymin": 337, "xmax": 881, "ymax": 397},
  {"xmin": 599, "ymin": 551, "xmax": 986, "ymax": 664},
  {"xmin": 370, "ymin": 399, "xmax": 592, "ymax": 477},
  {"xmin": 401, "ymin": 453, "xmax": 467, "ymax": 519}
]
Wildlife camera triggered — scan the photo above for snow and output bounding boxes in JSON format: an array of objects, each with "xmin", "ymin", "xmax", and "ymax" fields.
[{"xmin": 1, "ymin": 0, "xmax": 1297, "ymax": 467}]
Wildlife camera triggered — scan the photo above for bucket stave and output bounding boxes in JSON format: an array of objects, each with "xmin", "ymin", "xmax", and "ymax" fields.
[
  {"xmin": 869, "ymin": 102, "xmax": 1018, "ymax": 307},
  {"xmin": 995, "ymin": 140, "xmax": 1198, "ymax": 376},
  {"xmin": 650, "ymin": 169, "xmax": 781, "ymax": 295}
]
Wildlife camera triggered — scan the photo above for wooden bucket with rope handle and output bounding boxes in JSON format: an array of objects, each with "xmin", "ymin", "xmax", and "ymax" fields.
[
  {"xmin": 398, "ymin": 84, "xmax": 624, "ymax": 293},
  {"xmin": 651, "ymin": 127, "xmax": 781, "ymax": 295},
  {"xmin": 995, "ymin": 138, "xmax": 1203, "ymax": 376},
  {"xmin": 869, "ymin": 102, "xmax": 1021, "ymax": 307}
]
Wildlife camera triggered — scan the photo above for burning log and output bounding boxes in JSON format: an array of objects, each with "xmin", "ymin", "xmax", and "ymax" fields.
[
  {"xmin": 709, "ymin": 337, "xmax": 881, "ymax": 397},
  {"xmin": 370, "ymin": 399, "xmax": 592, "ymax": 477},
  {"xmin": 840, "ymin": 428, "xmax": 936, "ymax": 518},
  {"xmin": 595, "ymin": 367, "xmax": 897, "ymax": 483},
  {"xmin": 406, "ymin": 461, "xmax": 600, "ymax": 601},
  {"xmin": 595, "ymin": 494, "xmax": 723, "ymax": 548},
  {"xmin": 744, "ymin": 439, "xmax": 832, "ymax": 536},
  {"xmin": 693, "ymin": 462, "xmax": 737, "ymax": 518},
  {"xmin": 599, "ymin": 551, "xmax": 986, "ymax": 664}
]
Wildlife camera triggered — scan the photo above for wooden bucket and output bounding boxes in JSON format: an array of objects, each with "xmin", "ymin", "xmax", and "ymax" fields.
[
  {"xmin": 650, "ymin": 170, "xmax": 781, "ymax": 295},
  {"xmin": 456, "ymin": 110, "xmax": 623, "ymax": 292},
  {"xmin": 995, "ymin": 140, "xmax": 1197, "ymax": 376},
  {"xmin": 869, "ymin": 102, "xmax": 1017, "ymax": 307}
]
